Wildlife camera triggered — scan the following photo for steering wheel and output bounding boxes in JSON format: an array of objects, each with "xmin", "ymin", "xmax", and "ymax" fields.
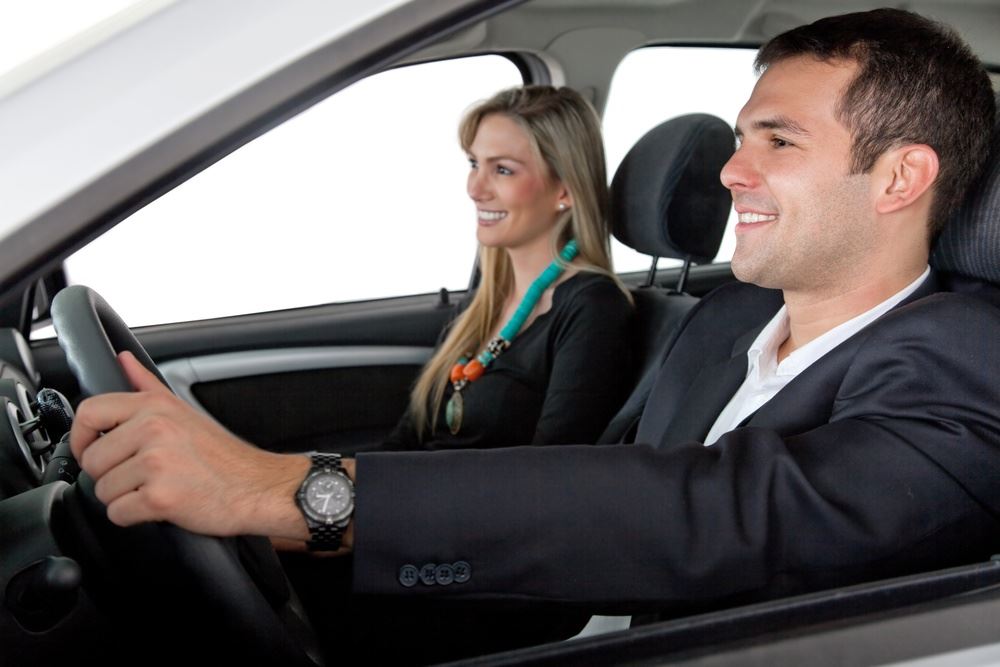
[{"xmin": 51, "ymin": 285, "xmax": 323, "ymax": 666}]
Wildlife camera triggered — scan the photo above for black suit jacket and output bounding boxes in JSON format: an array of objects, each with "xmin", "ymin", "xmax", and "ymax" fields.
[{"xmin": 353, "ymin": 274, "xmax": 1000, "ymax": 612}]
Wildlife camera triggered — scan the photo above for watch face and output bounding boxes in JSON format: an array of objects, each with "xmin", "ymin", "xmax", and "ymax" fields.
[{"xmin": 303, "ymin": 471, "xmax": 353, "ymax": 523}]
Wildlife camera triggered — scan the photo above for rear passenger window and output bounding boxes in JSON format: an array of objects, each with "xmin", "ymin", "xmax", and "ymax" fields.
[
  {"xmin": 58, "ymin": 55, "xmax": 523, "ymax": 328},
  {"xmin": 603, "ymin": 47, "xmax": 758, "ymax": 273}
]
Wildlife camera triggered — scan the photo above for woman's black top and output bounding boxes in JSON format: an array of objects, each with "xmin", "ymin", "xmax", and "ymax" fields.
[
  {"xmin": 341, "ymin": 273, "xmax": 633, "ymax": 662},
  {"xmin": 381, "ymin": 272, "xmax": 633, "ymax": 450}
]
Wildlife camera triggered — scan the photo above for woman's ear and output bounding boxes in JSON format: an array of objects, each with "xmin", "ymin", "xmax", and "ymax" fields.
[
  {"xmin": 875, "ymin": 144, "xmax": 940, "ymax": 215},
  {"xmin": 555, "ymin": 183, "xmax": 573, "ymax": 211}
]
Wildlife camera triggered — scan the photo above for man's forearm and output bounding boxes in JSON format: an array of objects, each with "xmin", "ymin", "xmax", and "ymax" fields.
[
  {"xmin": 256, "ymin": 454, "xmax": 355, "ymax": 551},
  {"xmin": 71, "ymin": 352, "xmax": 360, "ymax": 546}
]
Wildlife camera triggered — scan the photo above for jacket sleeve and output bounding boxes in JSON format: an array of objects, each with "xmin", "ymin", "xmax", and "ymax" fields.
[
  {"xmin": 351, "ymin": 294, "xmax": 1000, "ymax": 611},
  {"xmin": 530, "ymin": 279, "xmax": 634, "ymax": 445}
]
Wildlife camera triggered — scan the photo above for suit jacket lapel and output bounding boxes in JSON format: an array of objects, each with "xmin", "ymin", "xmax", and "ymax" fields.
[
  {"xmin": 735, "ymin": 269, "xmax": 942, "ymax": 431},
  {"xmin": 656, "ymin": 325, "xmax": 761, "ymax": 447}
]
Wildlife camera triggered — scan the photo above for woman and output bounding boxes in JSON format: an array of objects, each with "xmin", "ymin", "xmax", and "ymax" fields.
[
  {"xmin": 382, "ymin": 85, "xmax": 633, "ymax": 451},
  {"xmin": 324, "ymin": 84, "xmax": 635, "ymax": 666}
]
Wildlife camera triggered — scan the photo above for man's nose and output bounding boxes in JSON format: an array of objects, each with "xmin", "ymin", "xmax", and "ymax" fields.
[{"xmin": 720, "ymin": 146, "xmax": 756, "ymax": 192}]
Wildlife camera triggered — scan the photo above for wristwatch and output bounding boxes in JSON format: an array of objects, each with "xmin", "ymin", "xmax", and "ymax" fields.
[{"xmin": 295, "ymin": 452, "xmax": 354, "ymax": 550}]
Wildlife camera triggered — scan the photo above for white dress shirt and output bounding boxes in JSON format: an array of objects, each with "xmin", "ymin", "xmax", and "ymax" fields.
[{"xmin": 703, "ymin": 267, "xmax": 931, "ymax": 446}]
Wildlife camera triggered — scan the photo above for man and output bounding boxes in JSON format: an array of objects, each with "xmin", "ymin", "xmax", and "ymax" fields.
[{"xmin": 70, "ymin": 8, "xmax": 999, "ymax": 613}]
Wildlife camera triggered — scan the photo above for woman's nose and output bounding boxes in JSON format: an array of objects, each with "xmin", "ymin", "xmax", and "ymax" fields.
[{"xmin": 467, "ymin": 169, "xmax": 487, "ymax": 200}]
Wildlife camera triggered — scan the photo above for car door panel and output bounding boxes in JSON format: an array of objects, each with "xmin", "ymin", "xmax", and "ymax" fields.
[
  {"xmin": 31, "ymin": 292, "xmax": 458, "ymax": 453},
  {"xmin": 164, "ymin": 346, "xmax": 431, "ymax": 453}
]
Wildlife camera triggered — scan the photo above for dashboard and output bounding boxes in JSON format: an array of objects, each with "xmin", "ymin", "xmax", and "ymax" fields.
[{"xmin": 0, "ymin": 328, "xmax": 72, "ymax": 499}]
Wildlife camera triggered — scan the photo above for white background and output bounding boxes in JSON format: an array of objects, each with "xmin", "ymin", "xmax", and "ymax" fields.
[
  {"xmin": 4, "ymin": 2, "xmax": 757, "ymax": 329},
  {"xmin": 0, "ymin": 1, "xmax": 138, "ymax": 77}
]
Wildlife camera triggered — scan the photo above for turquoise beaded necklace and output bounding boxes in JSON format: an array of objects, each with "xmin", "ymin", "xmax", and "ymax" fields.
[{"xmin": 445, "ymin": 239, "xmax": 579, "ymax": 435}]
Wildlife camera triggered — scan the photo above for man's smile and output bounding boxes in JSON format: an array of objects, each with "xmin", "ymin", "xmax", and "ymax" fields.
[
  {"xmin": 737, "ymin": 212, "xmax": 778, "ymax": 224},
  {"xmin": 734, "ymin": 208, "xmax": 779, "ymax": 233}
]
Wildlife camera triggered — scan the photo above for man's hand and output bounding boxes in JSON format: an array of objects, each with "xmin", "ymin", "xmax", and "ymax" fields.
[{"xmin": 69, "ymin": 351, "xmax": 311, "ymax": 540}]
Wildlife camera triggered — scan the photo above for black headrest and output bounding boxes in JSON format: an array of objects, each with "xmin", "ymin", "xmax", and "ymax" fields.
[
  {"xmin": 610, "ymin": 114, "xmax": 734, "ymax": 264},
  {"xmin": 931, "ymin": 91, "xmax": 1000, "ymax": 284}
]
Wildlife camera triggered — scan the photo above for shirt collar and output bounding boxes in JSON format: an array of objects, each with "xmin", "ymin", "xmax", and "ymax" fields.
[
  {"xmin": 746, "ymin": 305, "xmax": 789, "ymax": 381},
  {"xmin": 745, "ymin": 266, "xmax": 931, "ymax": 379}
]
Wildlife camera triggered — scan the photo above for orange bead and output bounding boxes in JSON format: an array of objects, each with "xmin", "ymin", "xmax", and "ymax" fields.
[
  {"xmin": 450, "ymin": 363, "xmax": 466, "ymax": 383},
  {"xmin": 463, "ymin": 359, "xmax": 485, "ymax": 381}
]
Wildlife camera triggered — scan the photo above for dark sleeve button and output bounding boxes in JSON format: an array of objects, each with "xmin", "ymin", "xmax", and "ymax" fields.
[
  {"xmin": 419, "ymin": 563, "xmax": 438, "ymax": 586},
  {"xmin": 452, "ymin": 561, "xmax": 471, "ymax": 584},
  {"xmin": 434, "ymin": 563, "xmax": 455, "ymax": 586},
  {"xmin": 398, "ymin": 564, "xmax": 419, "ymax": 588}
]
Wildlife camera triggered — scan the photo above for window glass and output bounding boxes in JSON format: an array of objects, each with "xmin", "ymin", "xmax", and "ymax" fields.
[
  {"xmin": 60, "ymin": 56, "xmax": 523, "ymax": 328},
  {"xmin": 602, "ymin": 47, "xmax": 759, "ymax": 274}
]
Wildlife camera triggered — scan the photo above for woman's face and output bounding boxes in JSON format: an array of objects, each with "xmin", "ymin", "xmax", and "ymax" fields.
[{"xmin": 466, "ymin": 113, "xmax": 569, "ymax": 254}]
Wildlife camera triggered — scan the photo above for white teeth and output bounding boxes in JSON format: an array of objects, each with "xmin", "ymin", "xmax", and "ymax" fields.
[
  {"xmin": 738, "ymin": 212, "xmax": 778, "ymax": 224},
  {"xmin": 478, "ymin": 210, "xmax": 507, "ymax": 221}
]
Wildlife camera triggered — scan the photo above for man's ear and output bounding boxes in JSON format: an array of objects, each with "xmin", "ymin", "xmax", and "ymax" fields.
[{"xmin": 875, "ymin": 144, "xmax": 940, "ymax": 215}]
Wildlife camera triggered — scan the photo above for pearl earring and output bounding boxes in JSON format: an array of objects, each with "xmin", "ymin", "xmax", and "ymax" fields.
[{"xmin": 558, "ymin": 203, "xmax": 567, "ymax": 211}]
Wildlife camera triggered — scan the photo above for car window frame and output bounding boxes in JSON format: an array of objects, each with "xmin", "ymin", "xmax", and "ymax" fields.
[{"xmin": 24, "ymin": 50, "xmax": 539, "ymax": 335}]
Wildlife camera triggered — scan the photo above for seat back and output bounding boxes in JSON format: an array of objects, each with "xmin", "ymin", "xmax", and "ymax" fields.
[
  {"xmin": 931, "ymin": 91, "xmax": 1000, "ymax": 292},
  {"xmin": 599, "ymin": 114, "xmax": 734, "ymax": 444}
]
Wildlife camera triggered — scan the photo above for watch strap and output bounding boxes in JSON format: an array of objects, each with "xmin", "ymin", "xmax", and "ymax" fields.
[
  {"xmin": 309, "ymin": 522, "xmax": 346, "ymax": 550},
  {"xmin": 311, "ymin": 451, "xmax": 344, "ymax": 471},
  {"xmin": 300, "ymin": 452, "xmax": 352, "ymax": 551}
]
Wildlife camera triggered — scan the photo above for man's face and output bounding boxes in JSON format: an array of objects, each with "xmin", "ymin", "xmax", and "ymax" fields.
[{"xmin": 721, "ymin": 56, "xmax": 876, "ymax": 293}]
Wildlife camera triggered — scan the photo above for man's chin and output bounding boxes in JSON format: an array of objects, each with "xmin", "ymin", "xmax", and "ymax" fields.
[{"xmin": 732, "ymin": 259, "xmax": 782, "ymax": 290}]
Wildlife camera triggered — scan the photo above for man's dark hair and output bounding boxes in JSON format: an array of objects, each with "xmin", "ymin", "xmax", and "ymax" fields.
[{"xmin": 756, "ymin": 8, "xmax": 996, "ymax": 234}]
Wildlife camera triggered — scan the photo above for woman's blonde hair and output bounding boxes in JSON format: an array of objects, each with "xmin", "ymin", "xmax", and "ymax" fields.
[{"xmin": 409, "ymin": 85, "xmax": 629, "ymax": 436}]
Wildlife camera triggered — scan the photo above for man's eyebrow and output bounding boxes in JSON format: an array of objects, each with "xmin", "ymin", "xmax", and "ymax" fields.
[{"xmin": 734, "ymin": 115, "xmax": 811, "ymax": 139}]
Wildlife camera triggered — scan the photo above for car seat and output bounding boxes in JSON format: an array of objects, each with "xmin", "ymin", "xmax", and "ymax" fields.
[
  {"xmin": 599, "ymin": 113, "xmax": 734, "ymax": 444},
  {"xmin": 931, "ymin": 91, "xmax": 1000, "ymax": 294}
]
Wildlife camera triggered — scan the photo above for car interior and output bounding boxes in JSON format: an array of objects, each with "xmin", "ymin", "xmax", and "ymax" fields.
[
  {"xmin": 1, "ymin": 0, "xmax": 1000, "ymax": 665},
  {"xmin": 599, "ymin": 112, "xmax": 733, "ymax": 444}
]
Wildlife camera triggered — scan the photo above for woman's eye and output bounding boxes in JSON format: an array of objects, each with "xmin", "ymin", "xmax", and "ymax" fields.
[
  {"xmin": 496, "ymin": 165, "xmax": 513, "ymax": 176},
  {"xmin": 468, "ymin": 158, "xmax": 478, "ymax": 170}
]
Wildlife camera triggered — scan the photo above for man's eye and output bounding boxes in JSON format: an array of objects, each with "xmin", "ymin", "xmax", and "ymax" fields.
[
  {"xmin": 770, "ymin": 136, "xmax": 792, "ymax": 148},
  {"xmin": 497, "ymin": 165, "xmax": 513, "ymax": 176}
]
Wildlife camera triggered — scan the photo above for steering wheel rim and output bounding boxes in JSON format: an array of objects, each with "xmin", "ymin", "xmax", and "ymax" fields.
[{"xmin": 51, "ymin": 285, "xmax": 323, "ymax": 665}]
